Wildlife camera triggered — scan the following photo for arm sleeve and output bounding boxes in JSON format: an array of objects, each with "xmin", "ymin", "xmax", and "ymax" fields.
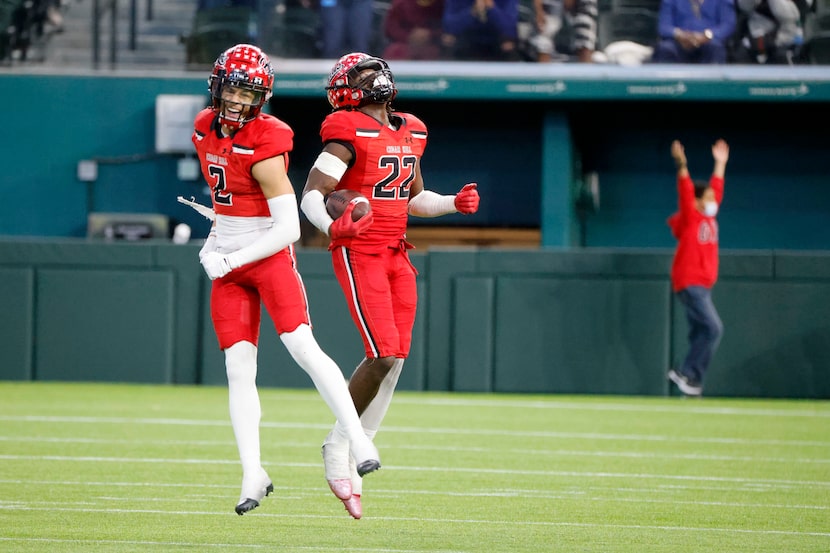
[
  {"xmin": 657, "ymin": 0, "xmax": 678, "ymax": 38},
  {"xmin": 407, "ymin": 189, "xmax": 458, "ymax": 217},
  {"xmin": 489, "ymin": 0, "xmax": 520, "ymax": 38},
  {"xmin": 225, "ymin": 194, "xmax": 301, "ymax": 269},
  {"xmin": 572, "ymin": 0, "xmax": 598, "ymax": 50},
  {"xmin": 713, "ymin": 0, "xmax": 737, "ymax": 40},
  {"xmin": 709, "ymin": 175, "xmax": 725, "ymax": 204},
  {"xmin": 300, "ymin": 189, "xmax": 335, "ymax": 235},
  {"xmin": 677, "ymin": 174, "xmax": 697, "ymax": 215},
  {"xmin": 443, "ymin": 0, "xmax": 478, "ymax": 34}
]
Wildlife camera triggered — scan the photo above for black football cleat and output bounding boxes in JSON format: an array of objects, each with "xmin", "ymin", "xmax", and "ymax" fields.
[
  {"xmin": 235, "ymin": 482, "xmax": 274, "ymax": 515},
  {"xmin": 356, "ymin": 459, "xmax": 380, "ymax": 477}
]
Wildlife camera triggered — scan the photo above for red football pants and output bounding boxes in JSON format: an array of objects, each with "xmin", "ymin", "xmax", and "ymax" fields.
[
  {"xmin": 210, "ymin": 245, "xmax": 310, "ymax": 350},
  {"xmin": 331, "ymin": 245, "xmax": 418, "ymax": 359}
]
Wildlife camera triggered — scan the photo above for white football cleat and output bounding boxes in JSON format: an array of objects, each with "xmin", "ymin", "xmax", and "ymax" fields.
[
  {"xmin": 322, "ymin": 430, "xmax": 352, "ymax": 500},
  {"xmin": 235, "ymin": 467, "xmax": 273, "ymax": 515}
]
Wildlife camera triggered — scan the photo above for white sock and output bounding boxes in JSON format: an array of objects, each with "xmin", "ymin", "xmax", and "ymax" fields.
[
  {"xmin": 360, "ymin": 358, "xmax": 404, "ymax": 439},
  {"xmin": 225, "ymin": 341, "xmax": 262, "ymax": 475},
  {"xmin": 280, "ymin": 325, "xmax": 367, "ymax": 447},
  {"xmin": 348, "ymin": 357, "xmax": 403, "ymax": 497}
]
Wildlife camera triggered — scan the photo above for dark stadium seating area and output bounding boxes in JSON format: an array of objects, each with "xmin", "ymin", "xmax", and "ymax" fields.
[
  {"xmin": 4, "ymin": 0, "xmax": 829, "ymax": 66},
  {"xmin": 0, "ymin": 0, "xmax": 63, "ymax": 63}
]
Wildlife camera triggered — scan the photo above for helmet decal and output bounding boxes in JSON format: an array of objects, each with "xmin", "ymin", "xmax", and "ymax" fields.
[{"xmin": 208, "ymin": 44, "xmax": 275, "ymax": 130}]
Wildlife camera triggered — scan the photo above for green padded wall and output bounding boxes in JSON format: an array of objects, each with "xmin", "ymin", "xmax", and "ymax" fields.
[
  {"xmin": 0, "ymin": 268, "xmax": 35, "ymax": 381},
  {"xmin": 35, "ymin": 268, "xmax": 175, "ymax": 383},
  {"xmin": 493, "ymin": 276, "xmax": 670, "ymax": 394},
  {"xmin": 452, "ymin": 276, "xmax": 496, "ymax": 392},
  {"xmin": 2, "ymin": 239, "xmax": 828, "ymax": 399}
]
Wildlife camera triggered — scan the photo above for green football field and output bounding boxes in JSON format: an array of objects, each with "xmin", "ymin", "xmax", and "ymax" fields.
[{"xmin": 0, "ymin": 381, "xmax": 827, "ymax": 552}]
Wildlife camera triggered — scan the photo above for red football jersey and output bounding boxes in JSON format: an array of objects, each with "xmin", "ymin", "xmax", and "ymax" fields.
[
  {"xmin": 320, "ymin": 109, "xmax": 428, "ymax": 253},
  {"xmin": 192, "ymin": 109, "xmax": 294, "ymax": 218},
  {"xmin": 667, "ymin": 174, "xmax": 724, "ymax": 292}
]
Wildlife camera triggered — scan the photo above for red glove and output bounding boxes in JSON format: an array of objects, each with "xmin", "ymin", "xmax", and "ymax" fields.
[
  {"xmin": 454, "ymin": 183, "xmax": 479, "ymax": 214},
  {"xmin": 329, "ymin": 202, "xmax": 374, "ymax": 239}
]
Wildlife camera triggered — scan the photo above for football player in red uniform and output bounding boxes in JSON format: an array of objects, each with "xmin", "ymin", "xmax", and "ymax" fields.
[
  {"xmin": 300, "ymin": 52, "xmax": 480, "ymax": 519},
  {"xmin": 191, "ymin": 44, "xmax": 380, "ymax": 516}
]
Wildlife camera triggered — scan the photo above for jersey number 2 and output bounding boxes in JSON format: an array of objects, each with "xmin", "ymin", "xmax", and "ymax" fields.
[{"xmin": 208, "ymin": 165, "xmax": 232, "ymax": 206}]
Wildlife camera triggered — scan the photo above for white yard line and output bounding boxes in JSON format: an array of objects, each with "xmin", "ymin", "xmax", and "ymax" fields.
[
  {"xmin": 1, "ymin": 415, "xmax": 827, "ymax": 447},
  {"xmin": 391, "ymin": 396, "xmax": 830, "ymax": 418},
  {"xmin": 1, "ymin": 435, "xmax": 828, "ymax": 464},
  {"xmin": 0, "ymin": 537, "xmax": 463, "ymax": 553},
  {"xmin": 1, "ymin": 454, "xmax": 828, "ymax": 488},
  {"xmin": 0, "ymin": 506, "xmax": 828, "ymax": 539}
]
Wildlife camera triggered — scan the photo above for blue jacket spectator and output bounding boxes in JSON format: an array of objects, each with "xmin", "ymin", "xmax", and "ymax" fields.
[
  {"xmin": 652, "ymin": 0, "xmax": 737, "ymax": 63},
  {"xmin": 442, "ymin": 0, "xmax": 521, "ymax": 60}
]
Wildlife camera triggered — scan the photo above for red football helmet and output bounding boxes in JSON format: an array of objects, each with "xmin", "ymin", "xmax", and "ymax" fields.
[
  {"xmin": 208, "ymin": 44, "xmax": 275, "ymax": 129},
  {"xmin": 326, "ymin": 52, "xmax": 397, "ymax": 110}
]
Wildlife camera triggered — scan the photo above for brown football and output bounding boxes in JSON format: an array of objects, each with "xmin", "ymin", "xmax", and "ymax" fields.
[{"xmin": 325, "ymin": 189, "xmax": 371, "ymax": 221}]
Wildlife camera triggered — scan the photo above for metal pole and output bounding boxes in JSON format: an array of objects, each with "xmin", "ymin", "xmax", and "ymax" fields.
[
  {"xmin": 130, "ymin": 0, "xmax": 137, "ymax": 50},
  {"xmin": 92, "ymin": 0, "xmax": 100, "ymax": 68},
  {"xmin": 110, "ymin": 0, "xmax": 117, "ymax": 68},
  {"xmin": 146, "ymin": 0, "xmax": 153, "ymax": 21}
]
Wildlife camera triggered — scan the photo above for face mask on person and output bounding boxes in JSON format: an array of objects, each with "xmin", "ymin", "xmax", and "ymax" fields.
[{"xmin": 703, "ymin": 201, "xmax": 718, "ymax": 217}]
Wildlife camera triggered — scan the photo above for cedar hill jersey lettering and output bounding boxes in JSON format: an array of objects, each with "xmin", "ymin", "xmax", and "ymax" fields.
[{"xmin": 192, "ymin": 108, "xmax": 293, "ymax": 217}]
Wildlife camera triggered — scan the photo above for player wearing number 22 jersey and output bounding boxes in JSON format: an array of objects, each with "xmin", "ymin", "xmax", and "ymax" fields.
[
  {"xmin": 322, "ymin": 109, "xmax": 427, "ymax": 253},
  {"xmin": 300, "ymin": 52, "xmax": 480, "ymax": 520}
]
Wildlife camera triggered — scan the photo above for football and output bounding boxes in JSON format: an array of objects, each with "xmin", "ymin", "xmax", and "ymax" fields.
[{"xmin": 325, "ymin": 189, "xmax": 371, "ymax": 222}]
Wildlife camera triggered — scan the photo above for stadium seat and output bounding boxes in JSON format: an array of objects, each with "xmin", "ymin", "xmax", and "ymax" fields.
[
  {"xmin": 597, "ymin": 8, "xmax": 658, "ymax": 50},
  {"xmin": 803, "ymin": 12, "xmax": 830, "ymax": 64},
  {"xmin": 268, "ymin": 4, "xmax": 320, "ymax": 59},
  {"xmin": 184, "ymin": 6, "xmax": 257, "ymax": 68}
]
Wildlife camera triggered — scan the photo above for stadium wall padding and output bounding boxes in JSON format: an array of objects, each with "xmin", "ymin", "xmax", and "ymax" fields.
[{"xmin": 1, "ymin": 239, "xmax": 828, "ymax": 399}]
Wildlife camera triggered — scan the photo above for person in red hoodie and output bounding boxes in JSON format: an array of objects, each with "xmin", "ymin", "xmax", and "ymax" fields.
[{"xmin": 666, "ymin": 138, "xmax": 729, "ymax": 397}]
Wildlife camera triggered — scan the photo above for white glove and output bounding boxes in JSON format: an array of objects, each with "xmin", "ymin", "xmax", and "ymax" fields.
[{"xmin": 200, "ymin": 251, "xmax": 237, "ymax": 280}]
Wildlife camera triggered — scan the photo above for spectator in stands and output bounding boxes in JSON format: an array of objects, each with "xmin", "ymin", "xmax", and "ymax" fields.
[
  {"xmin": 442, "ymin": 0, "xmax": 522, "ymax": 60},
  {"xmin": 383, "ymin": 0, "xmax": 446, "ymax": 60},
  {"xmin": 317, "ymin": 0, "xmax": 375, "ymax": 58},
  {"xmin": 731, "ymin": 0, "xmax": 809, "ymax": 64},
  {"xmin": 651, "ymin": 0, "xmax": 736, "ymax": 63},
  {"xmin": 198, "ymin": 0, "xmax": 258, "ymax": 8},
  {"xmin": 666, "ymin": 139, "xmax": 729, "ymax": 398},
  {"xmin": 526, "ymin": 0, "xmax": 598, "ymax": 62}
]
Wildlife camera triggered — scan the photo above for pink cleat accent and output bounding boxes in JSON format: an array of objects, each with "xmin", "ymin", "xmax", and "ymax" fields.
[
  {"xmin": 327, "ymin": 478, "xmax": 352, "ymax": 501},
  {"xmin": 342, "ymin": 494, "xmax": 362, "ymax": 519}
]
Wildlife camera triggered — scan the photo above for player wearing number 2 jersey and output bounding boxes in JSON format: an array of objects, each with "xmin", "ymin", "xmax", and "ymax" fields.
[
  {"xmin": 189, "ymin": 44, "xmax": 379, "ymax": 516},
  {"xmin": 300, "ymin": 52, "xmax": 480, "ymax": 519}
]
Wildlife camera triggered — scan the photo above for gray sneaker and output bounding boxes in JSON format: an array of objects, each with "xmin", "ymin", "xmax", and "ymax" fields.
[{"xmin": 668, "ymin": 369, "xmax": 702, "ymax": 397}]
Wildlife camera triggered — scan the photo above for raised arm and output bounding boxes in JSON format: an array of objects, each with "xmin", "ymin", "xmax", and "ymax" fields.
[
  {"xmin": 671, "ymin": 140, "xmax": 689, "ymax": 178},
  {"xmin": 711, "ymin": 139, "xmax": 729, "ymax": 179}
]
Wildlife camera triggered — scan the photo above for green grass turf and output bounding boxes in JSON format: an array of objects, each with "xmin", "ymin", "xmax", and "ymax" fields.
[{"xmin": 0, "ymin": 381, "xmax": 828, "ymax": 552}]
